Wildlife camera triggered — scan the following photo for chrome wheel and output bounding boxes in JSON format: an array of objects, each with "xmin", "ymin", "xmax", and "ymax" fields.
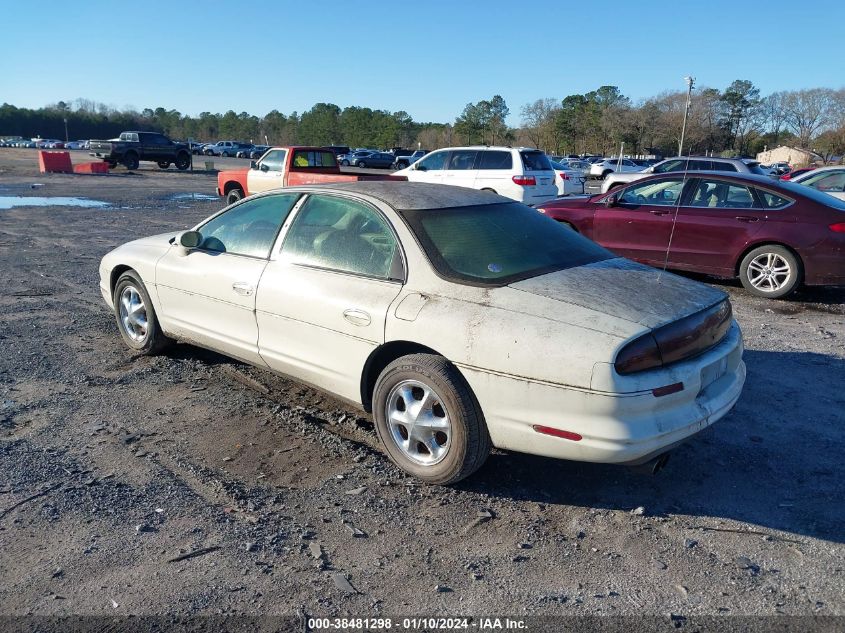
[
  {"xmin": 385, "ymin": 379, "xmax": 451, "ymax": 466},
  {"xmin": 747, "ymin": 252, "xmax": 791, "ymax": 292},
  {"xmin": 119, "ymin": 285, "xmax": 148, "ymax": 342}
]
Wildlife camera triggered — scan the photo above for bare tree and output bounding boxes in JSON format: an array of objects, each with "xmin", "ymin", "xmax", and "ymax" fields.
[{"xmin": 783, "ymin": 88, "xmax": 839, "ymax": 148}]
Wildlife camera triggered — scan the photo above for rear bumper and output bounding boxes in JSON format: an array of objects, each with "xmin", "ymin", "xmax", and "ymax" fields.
[{"xmin": 458, "ymin": 322, "xmax": 745, "ymax": 465}]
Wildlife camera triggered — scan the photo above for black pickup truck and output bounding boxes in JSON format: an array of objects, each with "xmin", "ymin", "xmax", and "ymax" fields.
[{"xmin": 89, "ymin": 131, "xmax": 191, "ymax": 170}]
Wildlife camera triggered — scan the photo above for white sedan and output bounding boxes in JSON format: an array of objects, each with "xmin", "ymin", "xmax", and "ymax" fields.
[
  {"xmin": 550, "ymin": 160, "xmax": 587, "ymax": 196},
  {"xmin": 100, "ymin": 182, "xmax": 746, "ymax": 484},
  {"xmin": 589, "ymin": 158, "xmax": 645, "ymax": 179},
  {"xmin": 791, "ymin": 166, "xmax": 845, "ymax": 201}
]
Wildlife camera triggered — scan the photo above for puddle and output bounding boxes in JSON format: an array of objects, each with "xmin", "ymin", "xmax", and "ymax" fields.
[
  {"xmin": 0, "ymin": 196, "xmax": 110, "ymax": 210},
  {"xmin": 169, "ymin": 193, "xmax": 218, "ymax": 201}
]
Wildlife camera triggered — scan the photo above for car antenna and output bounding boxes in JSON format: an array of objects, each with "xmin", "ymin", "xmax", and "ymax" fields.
[{"xmin": 660, "ymin": 155, "xmax": 692, "ymax": 279}]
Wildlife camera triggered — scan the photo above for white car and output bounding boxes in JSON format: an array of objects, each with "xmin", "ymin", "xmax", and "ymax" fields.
[
  {"xmin": 791, "ymin": 166, "xmax": 845, "ymax": 201},
  {"xmin": 100, "ymin": 182, "xmax": 746, "ymax": 484},
  {"xmin": 394, "ymin": 146, "xmax": 557, "ymax": 204},
  {"xmin": 589, "ymin": 158, "xmax": 644, "ymax": 179},
  {"xmin": 550, "ymin": 160, "xmax": 587, "ymax": 196}
]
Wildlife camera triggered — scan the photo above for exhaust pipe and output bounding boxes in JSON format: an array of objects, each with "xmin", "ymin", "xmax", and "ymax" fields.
[{"xmin": 632, "ymin": 452, "xmax": 671, "ymax": 475}]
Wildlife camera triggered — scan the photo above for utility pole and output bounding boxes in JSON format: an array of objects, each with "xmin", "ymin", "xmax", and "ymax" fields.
[
  {"xmin": 678, "ymin": 76, "xmax": 695, "ymax": 157},
  {"xmin": 63, "ymin": 117, "xmax": 69, "ymax": 143}
]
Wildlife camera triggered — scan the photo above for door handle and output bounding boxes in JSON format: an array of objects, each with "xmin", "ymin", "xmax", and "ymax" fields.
[
  {"xmin": 232, "ymin": 282, "xmax": 254, "ymax": 296},
  {"xmin": 343, "ymin": 309, "xmax": 371, "ymax": 327},
  {"xmin": 649, "ymin": 209, "xmax": 671, "ymax": 216},
  {"xmin": 735, "ymin": 216, "xmax": 759, "ymax": 222}
]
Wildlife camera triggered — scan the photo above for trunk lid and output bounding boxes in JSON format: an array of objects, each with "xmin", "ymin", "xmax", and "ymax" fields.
[{"xmin": 508, "ymin": 257, "xmax": 727, "ymax": 330}]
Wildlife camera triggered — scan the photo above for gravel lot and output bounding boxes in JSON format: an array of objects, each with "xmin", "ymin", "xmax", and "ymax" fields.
[{"xmin": 0, "ymin": 149, "xmax": 843, "ymax": 621}]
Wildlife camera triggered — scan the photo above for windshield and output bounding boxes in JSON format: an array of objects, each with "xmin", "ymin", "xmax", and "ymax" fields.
[
  {"xmin": 778, "ymin": 179, "xmax": 845, "ymax": 210},
  {"xmin": 399, "ymin": 202, "xmax": 613, "ymax": 286}
]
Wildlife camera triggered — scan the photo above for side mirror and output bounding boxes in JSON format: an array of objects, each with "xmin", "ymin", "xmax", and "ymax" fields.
[
  {"xmin": 416, "ymin": 165, "xmax": 427, "ymax": 172},
  {"xmin": 250, "ymin": 160, "xmax": 258, "ymax": 169},
  {"xmin": 175, "ymin": 230, "xmax": 202, "ymax": 256},
  {"xmin": 260, "ymin": 163, "xmax": 269, "ymax": 172},
  {"xmin": 604, "ymin": 193, "xmax": 618, "ymax": 208}
]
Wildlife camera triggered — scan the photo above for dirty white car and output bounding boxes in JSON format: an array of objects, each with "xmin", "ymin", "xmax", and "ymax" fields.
[{"xmin": 100, "ymin": 182, "xmax": 746, "ymax": 484}]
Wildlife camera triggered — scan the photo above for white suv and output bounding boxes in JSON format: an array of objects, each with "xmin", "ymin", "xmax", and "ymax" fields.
[{"xmin": 395, "ymin": 146, "xmax": 557, "ymax": 204}]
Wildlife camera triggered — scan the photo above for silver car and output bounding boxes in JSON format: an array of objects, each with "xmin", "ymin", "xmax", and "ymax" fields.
[{"xmin": 601, "ymin": 157, "xmax": 771, "ymax": 193}]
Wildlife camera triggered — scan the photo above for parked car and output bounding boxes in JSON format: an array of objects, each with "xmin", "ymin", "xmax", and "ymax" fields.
[
  {"xmin": 395, "ymin": 146, "xmax": 557, "ymax": 204},
  {"xmin": 780, "ymin": 167, "xmax": 817, "ymax": 181},
  {"xmin": 216, "ymin": 146, "xmax": 404, "ymax": 204},
  {"xmin": 89, "ymin": 131, "xmax": 191, "ymax": 170},
  {"xmin": 322, "ymin": 145, "xmax": 351, "ymax": 158},
  {"xmin": 191, "ymin": 143, "xmax": 210, "ymax": 155},
  {"xmin": 550, "ymin": 160, "xmax": 587, "ymax": 196},
  {"xmin": 391, "ymin": 149, "xmax": 428, "ymax": 170},
  {"xmin": 589, "ymin": 158, "xmax": 643, "ymax": 179},
  {"xmin": 536, "ymin": 172, "xmax": 845, "ymax": 298},
  {"xmin": 340, "ymin": 150, "xmax": 375, "ymax": 167},
  {"xmin": 791, "ymin": 166, "xmax": 845, "ymax": 201},
  {"xmin": 351, "ymin": 151, "xmax": 395, "ymax": 169},
  {"xmin": 65, "ymin": 140, "xmax": 88, "ymax": 150},
  {"xmin": 100, "ymin": 181, "xmax": 745, "ymax": 484},
  {"xmin": 235, "ymin": 145, "xmax": 257, "ymax": 158},
  {"xmin": 601, "ymin": 156, "xmax": 771, "ymax": 193},
  {"xmin": 248, "ymin": 145, "xmax": 271, "ymax": 160},
  {"xmin": 204, "ymin": 141, "xmax": 253, "ymax": 157}
]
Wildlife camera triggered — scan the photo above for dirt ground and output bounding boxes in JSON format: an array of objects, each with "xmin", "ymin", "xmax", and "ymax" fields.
[{"xmin": 0, "ymin": 148, "xmax": 843, "ymax": 622}]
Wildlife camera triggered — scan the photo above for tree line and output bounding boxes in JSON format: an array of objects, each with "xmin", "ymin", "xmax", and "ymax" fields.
[{"xmin": 2, "ymin": 81, "xmax": 844, "ymax": 159}]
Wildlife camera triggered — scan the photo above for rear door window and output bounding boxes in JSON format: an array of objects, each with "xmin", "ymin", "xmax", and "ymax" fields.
[
  {"xmin": 477, "ymin": 151, "xmax": 513, "ymax": 170},
  {"xmin": 521, "ymin": 151, "xmax": 552, "ymax": 171},
  {"xmin": 688, "ymin": 179, "xmax": 757, "ymax": 208}
]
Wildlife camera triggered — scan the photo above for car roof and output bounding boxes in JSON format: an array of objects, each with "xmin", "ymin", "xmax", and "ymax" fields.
[
  {"xmin": 630, "ymin": 171, "xmax": 786, "ymax": 187},
  {"xmin": 291, "ymin": 181, "xmax": 512, "ymax": 210}
]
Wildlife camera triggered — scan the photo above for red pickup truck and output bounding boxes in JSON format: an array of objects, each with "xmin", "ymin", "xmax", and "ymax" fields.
[{"xmin": 216, "ymin": 146, "xmax": 405, "ymax": 204}]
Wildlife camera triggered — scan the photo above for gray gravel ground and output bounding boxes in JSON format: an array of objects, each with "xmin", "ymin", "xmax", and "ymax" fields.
[{"xmin": 0, "ymin": 149, "xmax": 843, "ymax": 621}]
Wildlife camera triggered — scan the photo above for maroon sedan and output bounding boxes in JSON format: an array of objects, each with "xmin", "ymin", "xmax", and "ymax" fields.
[{"xmin": 536, "ymin": 172, "xmax": 845, "ymax": 298}]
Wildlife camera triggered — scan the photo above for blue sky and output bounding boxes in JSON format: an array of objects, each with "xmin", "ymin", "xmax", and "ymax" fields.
[{"xmin": 2, "ymin": 1, "xmax": 843, "ymax": 126}]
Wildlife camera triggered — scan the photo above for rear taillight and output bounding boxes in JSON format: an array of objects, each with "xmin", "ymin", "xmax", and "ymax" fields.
[
  {"xmin": 560, "ymin": 172, "xmax": 570, "ymax": 180},
  {"xmin": 615, "ymin": 301, "xmax": 732, "ymax": 375},
  {"xmin": 830, "ymin": 222, "xmax": 845, "ymax": 233},
  {"xmin": 615, "ymin": 333, "xmax": 662, "ymax": 374},
  {"xmin": 512, "ymin": 175, "xmax": 536, "ymax": 186}
]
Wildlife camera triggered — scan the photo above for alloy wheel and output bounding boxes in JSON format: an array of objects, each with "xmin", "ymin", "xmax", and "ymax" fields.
[
  {"xmin": 385, "ymin": 379, "xmax": 451, "ymax": 466},
  {"xmin": 747, "ymin": 252, "xmax": 791, "ymax": 292},
  {"xmin": 119, "ymin": 285, "xmax": 148, "ymax": 342}
]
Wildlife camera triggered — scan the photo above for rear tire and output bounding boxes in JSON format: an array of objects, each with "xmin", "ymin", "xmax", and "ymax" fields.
[
  {"xmin": 226, "ymin": 188, "xmax": 244, "ymax": 205},
  {"xmin": 113, "ymin": 271, "xmax": 173, "ymax": 355},
  {"xmin": 123, "ymin": 153, "xmax": 139, "ymax": 170},
  {"xmin": 739, "ymin": 245, "xmax": 801, "ymax": 299},
  {"xmin": 373, "ymin": 354, "xmax": 491, "ymax": 485},
  {"xmin": 175, "ymin": 152, "xmax": 190, "ymax": 170}
]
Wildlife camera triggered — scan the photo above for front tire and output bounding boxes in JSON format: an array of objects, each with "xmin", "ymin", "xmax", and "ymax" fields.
[
  {"xmin": 739, "ymin": 245, "xmax": 801, "ymax": 299},
  {"xmin": 358, "ymin": 161, "xmax": 366, "ymax": 168},
  {"xmin": 373, "ymin": 354, "xmax": 491, "ymax": 485},
  {"xmin": 113, "ymin": 271, "xmax": 172, "ymax": 355}
]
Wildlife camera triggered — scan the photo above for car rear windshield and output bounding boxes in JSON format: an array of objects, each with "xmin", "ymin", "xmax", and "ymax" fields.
[
  {"xmin": 398, "ymin": 202, "xmax": 613, "ymax": 286},
  {"xmin": 520, "ymin": 151, "xmax": 553, "ymax": 172}
]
